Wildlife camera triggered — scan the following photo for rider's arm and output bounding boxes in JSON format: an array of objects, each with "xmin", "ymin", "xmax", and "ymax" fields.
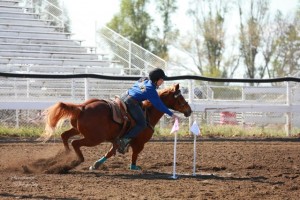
[{"xmin": 147, "ymin": 90, "xmax": 173, "ymax": 116}]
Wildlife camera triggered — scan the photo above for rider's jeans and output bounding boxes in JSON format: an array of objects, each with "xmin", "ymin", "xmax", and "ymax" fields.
[{"xmin": 122, "ymin": 95, "xmax": 147, "ymax": 138}]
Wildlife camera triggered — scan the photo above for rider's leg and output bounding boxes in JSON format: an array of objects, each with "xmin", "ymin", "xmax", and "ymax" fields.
[{"xmin": 118, "ymin": 101, "xmax": 147, "ymax": 154}]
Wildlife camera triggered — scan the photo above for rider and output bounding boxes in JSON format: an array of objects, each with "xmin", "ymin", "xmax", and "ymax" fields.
[{"xmin": 118, "ymin": 68, "xmax": 179, "ymax": 154}]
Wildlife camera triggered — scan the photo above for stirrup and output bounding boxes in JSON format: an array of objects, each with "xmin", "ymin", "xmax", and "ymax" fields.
[{"xmin": 117, "ymin": 138, "xmax": 131, "ymax": 154}]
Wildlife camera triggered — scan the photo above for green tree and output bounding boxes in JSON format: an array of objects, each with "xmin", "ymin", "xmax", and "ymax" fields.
[
  {"xmin": 106, "ymin": 0, "xmax": 177, "ymax": 60},
  {"xmin": 276, "ymin": 3, "xmax": 300, "ymax": 77},
  {"xmin": 107, "ymin": 0, "xmax": 153, "ymax": 50},
  {"xmin": 179, "ymin": 0, "xmax": 230, "ymax": 78},
  {"xmin": 260, "ymin": 4, "xmax": 300, "ymax": 79},
  {"xmin": 238, "ymin": 0, "xmax": 269, "ymax": 81},
  {"xmin": 272, "ymin": 22, "xmax": 300, "ymax": 77},
  {"xmin": 152, "ymin": 0, "xmax": 178, "ymax": 60}
]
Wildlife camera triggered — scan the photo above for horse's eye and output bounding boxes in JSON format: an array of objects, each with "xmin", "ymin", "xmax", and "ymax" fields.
[{"xmin": 174, "ymin": 90, "xmax": 181, "ymax": 98}]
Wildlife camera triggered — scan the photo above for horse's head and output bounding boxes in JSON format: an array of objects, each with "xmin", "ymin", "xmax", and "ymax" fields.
[{"xmin": 159, "ymin": 83, "xmax": 192, "ymax": 117}]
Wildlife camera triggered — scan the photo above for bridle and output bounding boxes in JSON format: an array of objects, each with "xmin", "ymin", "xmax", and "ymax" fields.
[{"xmin": 174, "ymin": 90, "xmax": 189, "ymax": 107}]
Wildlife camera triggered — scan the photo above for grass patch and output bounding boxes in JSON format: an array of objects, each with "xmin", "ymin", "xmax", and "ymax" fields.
[
  {"xmin": 201, "ymin": 124, "xmax": 288, "ymax": 137},
  {"xmin": 0, "ymin": 124, "xmax": 299, "ymax": 138},
  {"xmin": 153, "ymin": 124, "xmax": 300, "ymax": 138},
  {"xmin": 0, "ymin": 125, "xmax": 70, "ymax": 138},
  {"xmin": 0, "ymin": 126, "xmax": 44, "ymax": 137}
]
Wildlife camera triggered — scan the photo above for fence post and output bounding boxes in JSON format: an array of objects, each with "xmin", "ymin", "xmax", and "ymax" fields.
[
  {"xmin": 15, "ymin": 110, "xmax": 19, "ymax": 128},
  {"xmin": 285, "ymin": 81, "xmax": 291, "ymax": 136},
  {"xmin": 71, "ymin": 79, "xmax": 75, "ymax": 100},
  {"xmin": 85, "ymin": 68, "xmax": 89, "ymax": 101},
  {"xmin": 188, "ymin": 80, "xmax": 194, "ymax": 128}
]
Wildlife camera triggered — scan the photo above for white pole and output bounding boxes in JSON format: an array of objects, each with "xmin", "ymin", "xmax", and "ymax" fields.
[
  {"xmin": 188, "ymin": 80, "xmax": 193, "ymax": 128},
  {"xmin": 171, "ymin": 131, "xmax": 178, "ymax": 179},
  {"xmin": 285, "ymin": 81, "xmax": 291, "ymax": 136},
  {"xmin": 190, "ymin": 120, "xmax": 200, "ymax": 176},
  {"xmin": 193, "ymin": 134, "xmax": 197, "ymax": 176}
]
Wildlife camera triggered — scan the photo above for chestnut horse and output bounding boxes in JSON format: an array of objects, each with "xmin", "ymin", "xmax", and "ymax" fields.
[{"xmin": 42, "ymin": 83, "xmax": 192, "ymax": 170}]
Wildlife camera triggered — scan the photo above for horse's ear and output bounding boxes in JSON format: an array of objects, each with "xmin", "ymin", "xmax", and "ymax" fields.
[{"xmin": 174, "ymin": 83, "xmax": 179, "ymax": 91}]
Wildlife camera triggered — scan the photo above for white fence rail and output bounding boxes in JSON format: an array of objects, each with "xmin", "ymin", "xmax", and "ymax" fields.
[{"xmin": 1, "ymin": 76, "xmax": 300, "ymax": 136}]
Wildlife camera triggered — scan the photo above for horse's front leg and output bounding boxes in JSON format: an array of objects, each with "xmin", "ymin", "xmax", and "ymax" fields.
[
  {"xmin": 130, "ymin": 143, "xmax": 145, "ymax": 170},
  {"xmin": 129, "ymin": 131, "xmax": 152, "ymax": 170},
  {"xmin": 89, "ymin": 142, "xmax": 118, "ymax": 170}
]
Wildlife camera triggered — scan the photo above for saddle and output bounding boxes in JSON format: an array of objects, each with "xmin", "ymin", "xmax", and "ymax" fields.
[{"xmin": 104, "ymin": 96, "xmax": 136, "ymax": 138}]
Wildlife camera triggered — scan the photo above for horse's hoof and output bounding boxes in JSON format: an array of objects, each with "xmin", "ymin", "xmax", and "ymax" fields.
[
  {"xmin": 129, "ymin": 164, "xmax": 142, "ymax": 170},
  {"xmin": 89, "ymin": 166, "xmax": 96, "ymax": 171},
  {"xmin": 70, "ymin": 160, "xmax": 81, "ymax": 167}
]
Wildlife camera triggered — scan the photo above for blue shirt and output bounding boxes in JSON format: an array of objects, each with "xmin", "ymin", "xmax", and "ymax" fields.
[{"xmin": 127, "ymin": 79, "xmax": 173, "ymax": 116}]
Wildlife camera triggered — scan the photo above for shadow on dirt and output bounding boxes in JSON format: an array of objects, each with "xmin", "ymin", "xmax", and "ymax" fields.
[
  {"xmin": 1, "ymin": 136, "xmax": 300, "ymax": 144},
  {"xmin": 75, "ymin": 170, "xmax": 284, "ymax": 186},
  {"xmin": 0, "ymin": 192, "xmax": 79, "ymax": 200}
]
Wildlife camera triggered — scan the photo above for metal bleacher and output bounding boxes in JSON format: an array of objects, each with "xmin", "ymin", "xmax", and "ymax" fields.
[
  {"xmin": 0, "ymin": 0, "xmax": 119, "ymax": 70},
  {"xmin": 0, "ymin": 0, "xmax": 130, "ymax": 111}
]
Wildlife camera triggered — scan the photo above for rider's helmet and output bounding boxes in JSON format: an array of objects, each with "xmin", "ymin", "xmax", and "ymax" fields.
[{"xmin": 149, "ymin": 68, "xmax": 167, "ymax": 84}]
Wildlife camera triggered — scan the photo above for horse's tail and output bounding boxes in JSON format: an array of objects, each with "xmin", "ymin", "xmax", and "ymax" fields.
[{"xmin": 39, "ymin": 102, "xmax": 81, "ymax": 142}]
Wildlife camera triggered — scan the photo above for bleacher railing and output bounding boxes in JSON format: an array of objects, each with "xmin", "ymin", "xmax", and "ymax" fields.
[
  {"xmin": 23, "ymin": 0, "xmax": 64, "ymax": 31},
  {"xmin": 96, "ymin": 26, "xmax": 166, "ymax": 76}
]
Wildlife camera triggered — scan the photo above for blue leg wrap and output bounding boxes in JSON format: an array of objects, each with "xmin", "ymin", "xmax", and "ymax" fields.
[
  {"xmin": 91, "ymin": 157, "xmax": 107, "ymax": 170},
  {"xmin": 129, "ymin": 164, "xmax": 142, "ymax": 170},
  {"xmin": 97, "ymin": 157, "xmax": 107, "ymax": 164}
]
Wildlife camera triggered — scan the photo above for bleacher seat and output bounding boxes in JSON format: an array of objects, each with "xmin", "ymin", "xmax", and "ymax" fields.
[{"xmin": 0, "ymin": 0, "xmax": 118, "ymax": 73}]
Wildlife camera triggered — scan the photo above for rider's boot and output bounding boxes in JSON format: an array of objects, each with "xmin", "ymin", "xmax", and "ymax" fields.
[{"xmin": 117, "ymin": 137, "xmax": 132, "ymax": 154}]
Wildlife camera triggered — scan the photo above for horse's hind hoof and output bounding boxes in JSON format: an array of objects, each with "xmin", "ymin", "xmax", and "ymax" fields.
[{"xmin": 89, "ymin": 166, "xmax": 96, "ymax": 171}]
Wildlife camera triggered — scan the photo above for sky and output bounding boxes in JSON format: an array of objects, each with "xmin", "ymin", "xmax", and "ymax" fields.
[{"xmin": 62, "ymin": 0, "xmax": 298, "ymax": 46}]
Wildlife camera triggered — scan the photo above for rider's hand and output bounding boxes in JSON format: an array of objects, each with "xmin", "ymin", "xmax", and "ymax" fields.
[{"xmin": 171, "ymin": 114, "xmax": 179, "ymax": 120}]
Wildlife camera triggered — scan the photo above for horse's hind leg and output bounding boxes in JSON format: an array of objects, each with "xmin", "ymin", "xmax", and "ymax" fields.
[
  {"xmin": 71, "ymin": 138, "xmax": 99, "ymax": 163},
  {"xmin": 61, "ymin": 128, "xmax": 80, "ymax": 152},
  {"xmin": 89, "ymin": 142, "xmax": 118, "ymax": 170}
]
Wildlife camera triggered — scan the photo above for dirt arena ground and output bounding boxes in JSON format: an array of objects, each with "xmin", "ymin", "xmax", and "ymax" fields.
[{"xmin": 0, "ymin": 137, "xmax": 300, "ymax": 200}]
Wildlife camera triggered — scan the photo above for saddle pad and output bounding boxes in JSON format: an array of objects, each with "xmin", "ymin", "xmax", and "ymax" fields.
[{"xmin": 109, "ymin": 100, "xmax": 124, "ymax": 124}]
